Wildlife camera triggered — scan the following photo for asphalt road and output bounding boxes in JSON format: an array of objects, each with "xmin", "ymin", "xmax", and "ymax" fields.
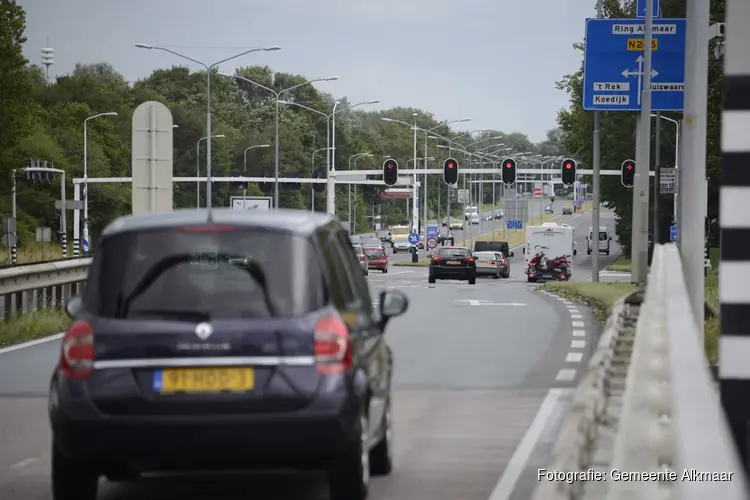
[{"xmin": 0, "ymin": 204, "xmax": 618, "ymax": 500}]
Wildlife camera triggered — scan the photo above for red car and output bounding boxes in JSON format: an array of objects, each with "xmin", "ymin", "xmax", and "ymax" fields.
[{"xmin": 365, "ymin": 246, "xmax": 388, "ymax": 273}]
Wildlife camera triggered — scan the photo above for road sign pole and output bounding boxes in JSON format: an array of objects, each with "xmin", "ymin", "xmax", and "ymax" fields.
[
  {"xmin": 631, "ymin": 0, "xmax": 655, "ymax": 284},
  {"xmin": 654, "ymin": 112, "xmax": 661, "ymax": 245},
  {"xmin": 681, "ymin": 0, "xmax": 710, "ymax": 329},
  {"xmin": 592, "ymin": 111, "xmax": 601, "ymax": 282}
]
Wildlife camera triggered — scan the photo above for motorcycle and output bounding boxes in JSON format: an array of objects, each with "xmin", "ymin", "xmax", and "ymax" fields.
[{"xmin": 525, "ymin": 248, "xmax": 571, "ymax": 281}]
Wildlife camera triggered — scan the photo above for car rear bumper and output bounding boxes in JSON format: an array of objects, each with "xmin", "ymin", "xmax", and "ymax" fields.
[
  {"xmin": 50, "ymin": 382, "xmax": 360, "ymax": 467},
  {"xmin": 368, "ymin": 261, "xmax": 387, "ymax": 269},
  {"xmin": 430, "ymin": 266, "xmax": 475, "ymax": 279},
  {"xmin": 476, "ymin": 267, "xmax": 501, "ymax": 275}
]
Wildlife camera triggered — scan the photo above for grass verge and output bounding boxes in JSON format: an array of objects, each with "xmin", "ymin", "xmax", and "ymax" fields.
[
  {"xmin": 0, "ymin": 308, "xmax": 71, "ymax": 348},
  {"xmin": 0, "ymin": 243, "xmax": 65, "ymax": 265},
  {"xmin": 543, "ymin": 267, "xmax": 720, "ymax": 364},
  {"xmin": 542, "ymin": 281, "xmax": 639, "ymax": 323},
  {"xmin": 607, "ymin": 255, "xmax": 632, "ymax": 272}
]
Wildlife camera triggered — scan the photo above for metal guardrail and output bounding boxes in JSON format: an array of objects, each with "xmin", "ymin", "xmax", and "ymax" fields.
[
  {"xmin": 0, "ymin": 258, "xmax": 91, "ymax": 320},
  {"xmin": 533, "ymin": 244, "xmax": 748, "ymax": 499},
  {"xmin": 0, "ymin": 255, "xmax": 93, "ymax": 270}
]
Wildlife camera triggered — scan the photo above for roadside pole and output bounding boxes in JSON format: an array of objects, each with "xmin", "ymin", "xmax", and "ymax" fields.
[
  {"xmin": 630, "ymin": 0, "xmax": 655, "ymax": 284},
  {"xmin": 654, "ymin": 113, "xmax": 661, "ymax": 244}
]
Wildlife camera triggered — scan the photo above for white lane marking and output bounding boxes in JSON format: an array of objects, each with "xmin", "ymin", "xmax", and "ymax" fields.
[
  {"xmin": 567, "ymin": 307, "xmax": 580, "ymax": 313},
  {"xmin": 572, "ymin": 329, "xmax": 586, "ymax": 337},
  {"xmin": 572, "ymin": 320, "xmax": 585, "ymax": 328},
  {"xmin": 570, "ymin": 313, "xmax": 583, "ymax": 319},
  {"xmin": 566, "ymin": 352, "xmax": 584, "ymax": 363},
  {"xmin": 9, "ymin": 458, "xmax": 37, "ymax": 470},
  {"xmin": 556, "ymin": 369, "xmax": 577, "ymax": 381},
  {"xmin": 571, "ymin": 340, "xmax": 586, "ymax": 349},
  {"xmin": 561, "ymin": 300, "xmax": 572, "ymax": 305},
  {"xmin": 0, "ymin": 332, "xmax": 64, "ymax": 356},
  {"xmin": 487, "ymin": 388, "xmax": 566, "ymax": 500}
]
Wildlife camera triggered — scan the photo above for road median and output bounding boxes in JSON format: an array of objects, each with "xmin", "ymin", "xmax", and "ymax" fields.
[{"xmin": 542, "ymin": 281, "xmax": 639, "ymax": 322}]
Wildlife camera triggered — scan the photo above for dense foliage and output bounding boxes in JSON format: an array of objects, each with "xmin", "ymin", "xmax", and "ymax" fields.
[
  {"xmin": 0, "ymin": 1, "xmax": 567, "ymax": 246},
  {"xmin": 556, "ymin": 0, "xmax": 724, "ymax": 254}
]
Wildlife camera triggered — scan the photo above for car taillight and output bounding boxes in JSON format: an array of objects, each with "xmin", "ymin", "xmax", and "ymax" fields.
[
  {"xmin": 359, "ymin": 255, "xmax": 364, "ymax": 261},
  {"xmin": 466, "ymin": 258, "xmax": 474, "ymax": 263},
  {"xmin": 314, "ymin": 316, "xmax": 352, "ymax": 374},
  {"xmin": 432, "ymin": 256, "xmax": 440, "ymax": 262},
  {"xmin": 490, "ymin": 260, "xmax": 497, "ymax": 265},
  {"xmin": 60, "ymin": 320, "xmax": 95, "ymax": 379}
]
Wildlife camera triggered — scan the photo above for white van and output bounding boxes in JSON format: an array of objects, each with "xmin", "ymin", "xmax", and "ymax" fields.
[
  {"xmin": 524, "ymin": 223, "xmax": 576, "ymax": 278},
  {"xmin": 464, "ymin": 206, "xmax": 478, "ymax": 220},
  {"xmin": 587, "ymin": 226, "xmax": 612, "ymax": 255}
]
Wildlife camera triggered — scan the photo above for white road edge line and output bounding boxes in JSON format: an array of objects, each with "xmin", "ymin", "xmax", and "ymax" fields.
[
  {"xmin": 487, "ymin": 388, "xmax": 565, "ymax": 500},
  {"xmin": 556, "ymin": 369, "xmax": 577, "ymax": 381},
  {"xmin": 566, "ymin": 352, "xmax": 584, "ymax": 363},
  {"xmin": 0, "ymin": 332, "xmax": 64, "ymax": 355}
]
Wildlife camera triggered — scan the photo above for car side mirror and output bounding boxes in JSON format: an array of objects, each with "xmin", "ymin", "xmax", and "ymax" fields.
[
  {"xmin": 573, "ymin": 249, "xmax": 577, "ymax": 256},
  {"xmin": 379, "ymin": 289, "xmax": 408, "ymax": 328},
  {"xmin": 66, "ymin": 295, "xmax": 82, "ymax": 318},
  {"xmin": 510, "ymin": 251, "xmax": 515, "ymax": 257}
]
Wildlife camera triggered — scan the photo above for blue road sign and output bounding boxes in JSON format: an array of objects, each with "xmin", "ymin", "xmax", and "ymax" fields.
[
  {"xmin": 408, "ymin": 232, "xmax": 419, "ymax": 245},
  {"xmin": 507, "ymin": 220, "xmax": 524, "ymax": 230},
  {"xmin": 670, "ymin": 224, "xmax": 677, "ymax": 242},
  {"xmin": 426, "ymin": 225, "xmax": 439, "ymax": 239},
  {"xmin": 583, "ymin": 18, "xmax": 686, "ymax": 111},
  {"xmin": 636, "ymin": 0, "xmax": 660, "ymax": 19}
]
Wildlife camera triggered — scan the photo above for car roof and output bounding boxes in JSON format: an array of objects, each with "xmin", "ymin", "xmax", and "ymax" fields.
[
  {"xmin": 101, "ymin": 208, "xmax": 337, "ymax": 238},
  {"xmin": 438, "ymin": 246, "xmax": 470, "ymax": 250}
]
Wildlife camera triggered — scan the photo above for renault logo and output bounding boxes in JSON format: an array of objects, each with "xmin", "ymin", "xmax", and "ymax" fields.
[{"xmin": 195, "ymin": 322, "xmax": 213, "ymax": 340}]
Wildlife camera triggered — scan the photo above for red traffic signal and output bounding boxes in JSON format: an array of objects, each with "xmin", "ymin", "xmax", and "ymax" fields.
[
  {"xmin": 383, "ymin": 159, "xmax": 399, "ymax": 186},
  {"xmin": 443, "ymin": 158, "xmax": 459, "ymax": 185},
  {"xmin": 621, "ymin": 159, "xmax": 635, "ymax": 188},
  {"xmin": 561, "ymin": 158, "xmax": 576, "ymax": 186},
  {"xmin": 502, "ymin": 158, "xmax": 516, "ymax": 185}
]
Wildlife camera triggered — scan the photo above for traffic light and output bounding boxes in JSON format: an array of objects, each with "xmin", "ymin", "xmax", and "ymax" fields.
[
  {"xmin": 502, "ymin": 158, "xmax": 517, "ymax": 185},
  {"xmin": 383, "ymin": 159, "xmax": 398, "ymax": 186},
  {"xmin": 442, "ymin": 158, "xmax": 458, "ymax": 185},
  {"xmin": 312, "ymin": 169, "xmax": 326, "ymax": 192},
  {"xmin": 621, "ymin": 159, "xmax": 635, "ymax": 188},
  {"xmin": 561, "ymin": 158, "xmax": 576, "ymax": 186}
]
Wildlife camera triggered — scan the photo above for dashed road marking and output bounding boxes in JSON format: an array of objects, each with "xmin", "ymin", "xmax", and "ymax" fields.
[
  {"xmin": 570, "ymin": 313, "xmax": 583, "ymax": 319},
  {"xmin": 572, "ymin": 320, "xmax": 585, "ymax": 328},
  {"xmin": 555, "ymin": 369, "xmax": 577, "ymax": 381},
  {"xmin": 566, "ymin": 352, "xmax": 584, "ymax": 363},
  {"xmin": 572, "ymin": 329, "xmax": 586, "ymax": 337},
  {"xmin": 571, "ymin": 340, "xmax": 586, "ymax": 349}
]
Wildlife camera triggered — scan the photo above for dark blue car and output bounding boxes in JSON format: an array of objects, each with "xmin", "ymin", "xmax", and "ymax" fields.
[{"xmin": 49, "ymin": 209, "xmax": 408, "ymax": 500}]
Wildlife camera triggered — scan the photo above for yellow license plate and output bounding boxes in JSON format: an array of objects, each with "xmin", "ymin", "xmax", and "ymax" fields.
[
  {"xmin": 155, "ymin": 367, "xmax": 254, "ymax": 393},
  {"xmin": 479, "ymin": 259, "xmax": 488, "ymax": 264},
  {"xmin": 447, "ymin": 260, "xmax": 460, "ymax": 264}
]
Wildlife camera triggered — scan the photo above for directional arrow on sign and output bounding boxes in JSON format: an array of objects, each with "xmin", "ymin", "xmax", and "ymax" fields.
[{"xmin": 621, "ymin": 55, "xmax": 659, "ymax": 105}]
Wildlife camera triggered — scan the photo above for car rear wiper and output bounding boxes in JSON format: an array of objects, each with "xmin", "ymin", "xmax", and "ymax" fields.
[{"xmin": 116, "ymin": 253, "xmax": 276, "ymax": 318}]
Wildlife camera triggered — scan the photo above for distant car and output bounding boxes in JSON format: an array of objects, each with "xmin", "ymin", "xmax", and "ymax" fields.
[
  {"xmin": 428, "ymin": 247, "xmax": 476, "ymax": 284},
  {"xmin": 442, "ymin": 218, "xmax": 449, "ymax": 227},
  {"xmin": 365, "ymin": 246, "xmax": 388, "ymax": 273},
  {"xmin": 469, "ymin": 214, "xmax": 480, "ymax": 225},
  {"xmin": 449, "ymin": 219, "xmax": 463, "ymax": 230},
  {"xmin": 377, "ymin": 230, "xmax": 391, "ymax": 243},
  {"xmin": 349, "ymin": 235, "xmax": 361, "ymax": 245},
  {"xmin": 360, "ymin": 237, "xmax": 384, "ymax": 249},
  {"xmin": 473, "ymin": 251, "xmax": 510, "ymax": 279},
  {"xmin": 493, "ymin": 210, "xmax": 504, "ymax": 220},
  {"xmin": 544, "ymin": 205, "xmax": 553, "ymax": 214},
  {"xmin": 48, "ymin": 209, "xmax": 409, "ymax": 500},
  {"xmin": 562, "ymin": 207, "xmax": 572, "ymax": 215},
  {"xmin": 352, "ymin": 244, "xmax": 369, "ymax": 275}
]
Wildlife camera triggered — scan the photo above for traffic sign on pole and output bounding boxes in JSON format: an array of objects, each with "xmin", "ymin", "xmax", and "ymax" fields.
[
  {"xmin": 583, "ymin": 18, "xmax": 686, "ymax": 111},
  {"xmin": 670, "ymin": 224, "xmax": 677, "ymax": 242},
  {"xmin": 636, "ymin": 0, "xmax": 660, "ymax": 19},
  {"xmin": 408, "ymin": 232, "xmax": 419, "ymax": 245}
]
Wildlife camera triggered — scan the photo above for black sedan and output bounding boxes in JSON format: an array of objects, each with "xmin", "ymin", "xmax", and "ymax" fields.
[
  {"xmin": 562, "ymin": 207, "xmax": 572, "ymax": 215},
  {"xmin": 428, "ymin": 246, "xmax": 476, "ymax": 284}
]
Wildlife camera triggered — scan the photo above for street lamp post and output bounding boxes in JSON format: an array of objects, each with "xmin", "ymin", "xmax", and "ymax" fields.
[
  {"xmin": 82, "ymin": 111, "xmax": 117, "ymax": 256},
  {"xmin": 136, "ymin": 44, "xmax": 281, "ymax": 209},
  {"xmin": 242, "ymin": 143, "xmax": 271, "ymax": 201},
  {"xmin": 220, "ymin": 73, "xmax": 338, "ymax": 209},
  {"xmin": 311, "ymin": 147, "xmax": 330, "ymax": 211},
  {"xmin": 196, "ymin": 134, "xmax": 225, "ymax": 207},
  {"xmin": 278, "ymin": 99, "xmax": 379, "ymax": 217},
  {"xmin": 348, "ymin": 153, "xmax": 372, "ymax": 228},
  {"xmin": 651, "ymin": 113, "xmax": 681, "ymax": 236}
]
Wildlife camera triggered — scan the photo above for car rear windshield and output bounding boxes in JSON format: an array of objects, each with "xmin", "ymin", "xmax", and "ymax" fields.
[
  {"xmin": 365, "ymin": 248, "xmax": 382, "ymax": 258},
  {"xmin": 86, "ymin": 228, "xmax": 326, "ymax": 319},
  {"xmin": 474, "ymin": 252, "xmax": 499, "ymax": 260},
  {"xmin": 436, "ymin": 248, "xmax": 471, "ymax": 258}
]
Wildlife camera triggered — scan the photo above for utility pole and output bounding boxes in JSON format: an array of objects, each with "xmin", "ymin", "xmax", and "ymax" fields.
[
  {"xmin": 680, "ymin": 0, "xmax": 709, "ymax": 329},
  {"xmin": 591, "ymin": 0, "xmax": 603, "ymax": 282},
  {"xmin": 631, "ymin": 0, "xmax": 655, "ymax": 284},
  {"xmin": 654, "ymin": 113, "xmax": 661, "ymax": 245}
]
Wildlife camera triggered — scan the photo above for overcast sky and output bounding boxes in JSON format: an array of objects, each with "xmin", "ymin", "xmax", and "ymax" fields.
[{"xmin": 20, "ymin": 0, "xmax": 596, "ymax": 142}]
